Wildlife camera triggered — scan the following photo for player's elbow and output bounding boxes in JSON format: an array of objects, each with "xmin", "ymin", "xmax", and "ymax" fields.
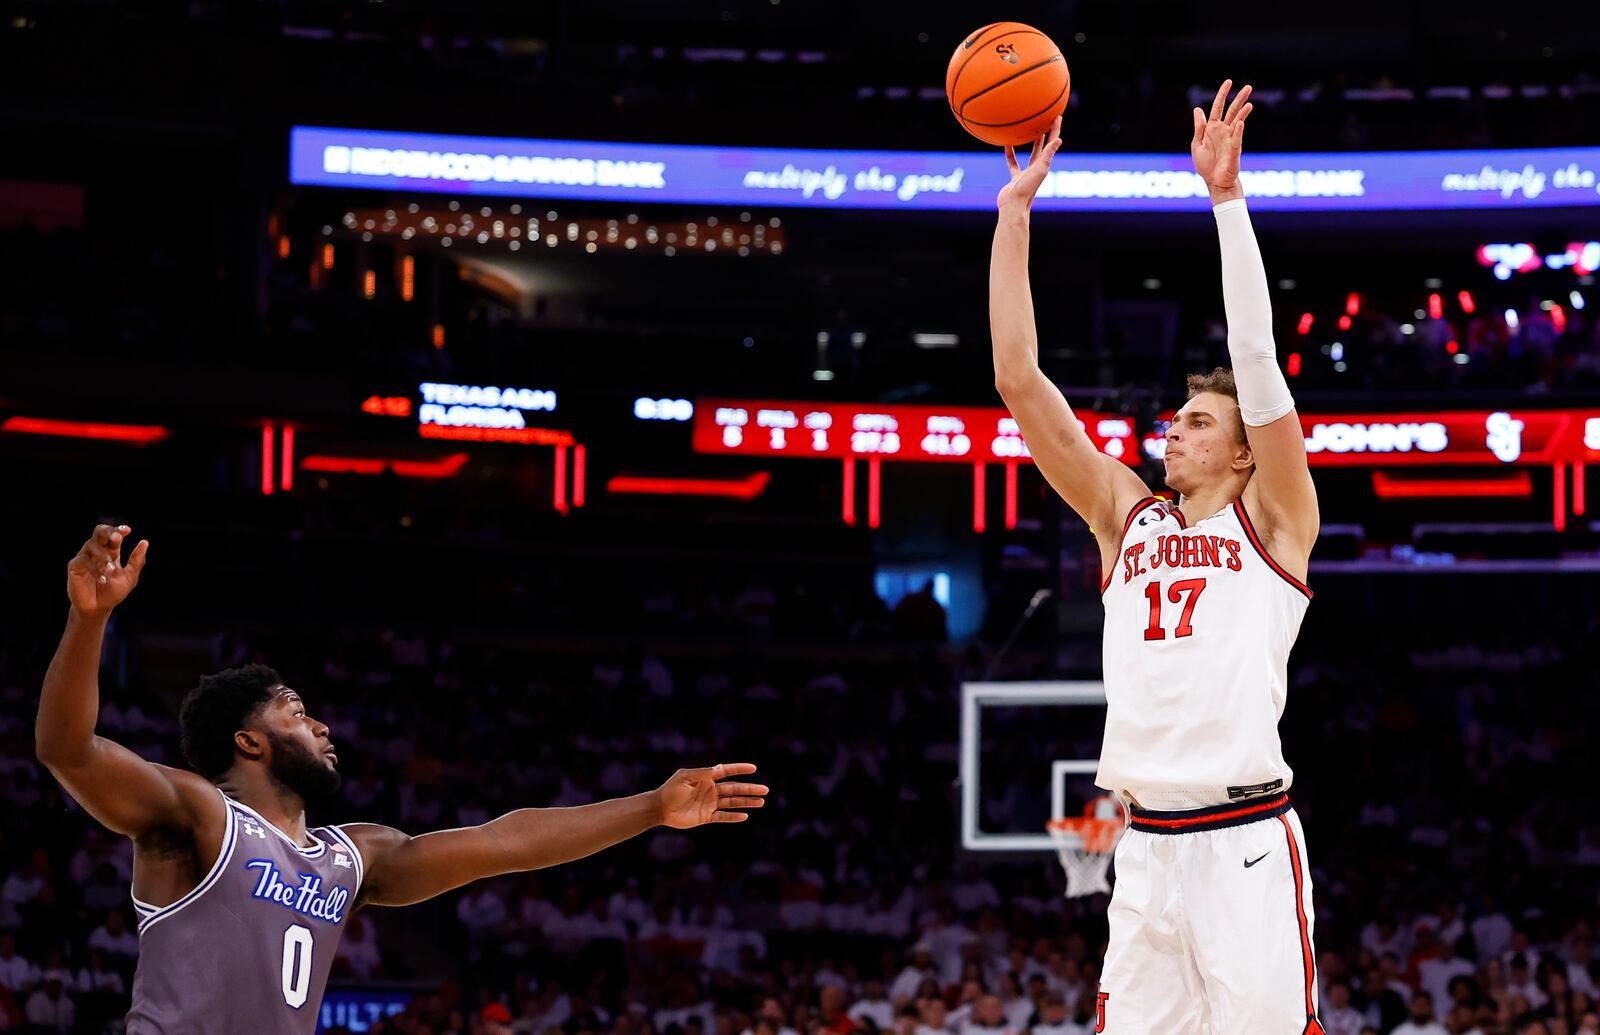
[
  {"xmin": 34, "ymin": 728, "xmax": 93, "ymax": 772},
  {"xmin": 993, "ymin": 365, "xmax": 1033, "ymax": 400}
]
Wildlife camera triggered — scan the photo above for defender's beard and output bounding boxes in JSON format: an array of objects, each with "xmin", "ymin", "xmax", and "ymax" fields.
[{"xmin": 264, "ymin": 730, "xmax": 343, "ymax": 804}]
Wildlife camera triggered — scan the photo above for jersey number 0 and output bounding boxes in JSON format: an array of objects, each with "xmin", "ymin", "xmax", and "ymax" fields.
[
  {"xmin": 281, "ymin": 923, "xmax": 313, "ymax": 1008},
  {"xmin": 1142, "ymin": 578, "xmax": 1207, "ymax": 640}
]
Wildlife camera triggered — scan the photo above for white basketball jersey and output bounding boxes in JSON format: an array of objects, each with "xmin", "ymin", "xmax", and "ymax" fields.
[{"xmin": 1096, "ymin": 496, "xmax": 1311, "ymax": 808}]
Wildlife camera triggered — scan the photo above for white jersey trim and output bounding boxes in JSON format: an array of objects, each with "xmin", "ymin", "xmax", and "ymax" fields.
[
  {"xmin": 1231, "ymin": 498, "xmax": 1312, "ymax": 599},
  {"xmin": 1101, "ymin": 496, "xmax": 1167, "ymax": 593},
  {"xmin": 225, "ymin": 796, "xmax": 329, "ymax": 857},
  {"xmin": 137, "ymin": 787, "xmax": 238, "ymax": 936}
]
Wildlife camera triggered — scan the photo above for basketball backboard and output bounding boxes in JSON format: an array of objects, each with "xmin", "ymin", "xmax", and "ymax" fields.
[{"xmin": 958, "ymin": 681, "xmax": 1108, "ymax": 852}]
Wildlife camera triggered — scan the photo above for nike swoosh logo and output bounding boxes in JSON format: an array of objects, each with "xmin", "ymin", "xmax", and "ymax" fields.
[{"xmin": 1244, "ymin": 852, "xmax": 1270, "ymax": 868}]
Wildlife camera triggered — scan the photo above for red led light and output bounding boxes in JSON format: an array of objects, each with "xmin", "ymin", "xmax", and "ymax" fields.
[
  {"xmin": 281, "ymin": 426, "xmax": 295, "ymax": 492},
  {"xmin": 1370, "ymin": 471, "xmax": 1532, "ymax": 498},
  {"xmin": 1004, "ymin": 462, "xmax": 1018, "ymax": 530},
  {"xmin": 1551, "ymin": 304, "xmax": 1567, "ymax": 333},
  {"xmin": 868, "ymin": 458, "xmax": 881, "ymax": 529},
  {"xmin": 1458, "ymin": 290, "xmax": 1475, "ymax": 314},
  {"xmin": 842, "ymin": 460, "xmax": 856, "ymax": 526},
  {"xmin": 1446, "ymin": 340, "xmax": 1459, "ymax": 355},
  {"xmin": 1555, "ymin": 462, "xmax": 1567, "ymax": 532},
  {"xmin": 301, "ymin": 453, "xmax": 470, "ymax": 478},
  {"xmin": 573, "ymin": 445, "xmax": 586, "ymax": 508},
  {"xmin": 1338, "ymin": 314, "xmax": 1352, "ymax": 331},
  {"xmin": 0, "ymin": 417, "xmax": 171, "ymax": 445},
  {"xmin": 261, "ymin": 426, "xmax": 275, "ymax": 496},
  {"xmin": 1297, "ymin": 312, "xmax": 1314, "ymax": 335},
  {"xmin": 554, "ymin": 444, "xmax": 569, "ymax": 515},
  {"xmin": 1428, "ymin": 293, "xmax": 1443, "ymax": 319},
  {"xmin": 1346, "ymin": 293, "xmax": 1360, "ymax": 316},
  {"xmin": 1287, "ymin": 352, "xmax": 1302, "ymax": 377},
  {"xmin": 606, "ymin": 473, "xmax": 771, "ymax": 500}
]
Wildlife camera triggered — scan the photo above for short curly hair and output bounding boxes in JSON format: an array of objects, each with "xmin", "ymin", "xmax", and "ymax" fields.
[
  {"xmin": 1185, "ymin": 366, "xmax": 1248, "ymax": 445},
  {"xmin": 179, "ymin": 664, "xmax": 282, "ymax": 780}
]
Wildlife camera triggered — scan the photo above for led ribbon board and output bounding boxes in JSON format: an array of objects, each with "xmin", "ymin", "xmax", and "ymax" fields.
[
  {"xmin": 691, "ymin": 399, "xmax": 1140, "ymax": 465},
  {"xmin": 1142, "ymin": 409, "xmax": 1600, "ymax": 467},
  {"xmin": 292, "ymin": 126, "xmax": 1600, "ymax": 212},
  {"xmin": 695, "ymin": 401, "xmax": 1600, "ymax": 467}
]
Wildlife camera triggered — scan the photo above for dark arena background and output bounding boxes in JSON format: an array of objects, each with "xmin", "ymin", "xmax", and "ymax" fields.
[{"xmin": 4, "ymin": 2, "xmax": 1600, "ymax": 1034}]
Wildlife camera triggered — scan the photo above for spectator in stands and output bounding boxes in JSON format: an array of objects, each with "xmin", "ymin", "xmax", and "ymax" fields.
[
  {"xmin": 85, "ymin": 911, "xmax": 137, "ymax": 962},
  {"xmin": 23, "ymin": 970, "xmax": 74, "ymax": 1032},
  {"xmin": 1393, "ymin": 991, "xmax": 1450, "ymax": 1035}
]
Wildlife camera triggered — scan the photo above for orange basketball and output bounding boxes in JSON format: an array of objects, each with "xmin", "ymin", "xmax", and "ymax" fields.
[{"xmin": 946, "ymin": 23, "xmax": 1070, "ymax": 148}]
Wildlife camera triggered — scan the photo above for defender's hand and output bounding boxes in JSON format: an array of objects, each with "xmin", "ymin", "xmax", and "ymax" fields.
[
  {"xmin": 656, "ymin": 763, "xmax": 768, "ymax": 829},
  {"xmin": 997, "ymin": 116, "xmax": 1063, "ymax": 213},
  {"xmin": 1191, "ymin": 79, "xmax": 1254, "ymax": 198},
  {"xmin": 67, "ymin": 524, "xmax": 149, "ymax": 616}
]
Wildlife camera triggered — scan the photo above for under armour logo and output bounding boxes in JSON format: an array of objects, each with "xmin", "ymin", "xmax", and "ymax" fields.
[
  {"xmin": 333, "ymin": 853, "xmax": 354, "ymax": 869},
  {"xmin": 995, "ymin": 42, "xmax": 1019, "ymax": 64},
  {"xmin": 241, "ymin": 820, "xmax": 268, "ymax": 839}
]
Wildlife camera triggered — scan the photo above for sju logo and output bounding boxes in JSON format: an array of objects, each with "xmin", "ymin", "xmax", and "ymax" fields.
[
  {"xmin": 245, "ymin": 860, "xmax": 350, "ymax": 924},
  {"xmin": 995, "ymin": 42, "xmax": 1019, "ymax": 64}
]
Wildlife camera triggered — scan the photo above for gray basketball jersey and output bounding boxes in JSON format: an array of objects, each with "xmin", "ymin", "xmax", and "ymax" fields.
[{"xmin": 125, "ymin": 790, "xmax": 364, "ymax": 1034}]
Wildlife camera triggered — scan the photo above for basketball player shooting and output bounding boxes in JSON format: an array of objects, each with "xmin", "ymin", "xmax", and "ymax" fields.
[
  {"xmin": 36, "ymin": 525, "xmax": 769, "ymax": 1034},
  {"xmin": 990, "ymin": 82, "xmax": 1322, "ymax": 1033}
]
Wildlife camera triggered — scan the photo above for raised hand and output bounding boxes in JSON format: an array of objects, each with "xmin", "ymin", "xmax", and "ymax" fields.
[
  {"xmin": 66, "ymin": 524, "xmax": 149, "ymax": 616},
  {"xmin": 997, "ymin": 116, "xmax": 1063, "ymax": 212},
  {"xmin": 1191, "ymin": 79, "xmax": 1254, "ymax": 198},
  {"xmin": 656, "ymin": 763, "xmax": 768, "ymax": 829}
]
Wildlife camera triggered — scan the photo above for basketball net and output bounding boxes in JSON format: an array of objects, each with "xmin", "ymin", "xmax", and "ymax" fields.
[{"xmin": 1046, "ymin": 797, "xmax": 1126, "ymax": 898}]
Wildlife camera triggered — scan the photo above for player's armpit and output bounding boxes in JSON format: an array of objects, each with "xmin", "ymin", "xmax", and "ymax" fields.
[{"xmin": 1242, "ymin": 407, "xmax": 1319, "ymax": 555}]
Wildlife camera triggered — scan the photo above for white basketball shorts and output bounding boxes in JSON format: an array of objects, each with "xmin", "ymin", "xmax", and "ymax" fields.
[{"xmin": 1095, "ymin": 793, "xmax": 1324, "ymax": 1034}]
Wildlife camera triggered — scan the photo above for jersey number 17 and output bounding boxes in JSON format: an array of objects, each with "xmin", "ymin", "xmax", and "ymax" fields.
[{"xmin": 1142, "ymin": 578, "xmax": 1207, "ymax": 640}]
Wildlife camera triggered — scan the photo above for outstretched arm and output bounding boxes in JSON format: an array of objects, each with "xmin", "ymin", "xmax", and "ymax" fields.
[
  {"xmin": 1192, "ymin": 81, "xmax": 1319, "ymax": 554},
  {"xmin": 991, "ymin": 117, "xmax": 1149, "ymax": 535},
  {"xmin": 37, "ymin": 526, "xmax": 213, "ymax": 837},
  {"xmin": 346, "ymin": 764, "xmax": 768, "ymax": 907}
]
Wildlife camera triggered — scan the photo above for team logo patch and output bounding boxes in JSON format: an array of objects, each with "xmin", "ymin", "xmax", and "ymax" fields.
[
  {"xmin": 333, "ymin": 851, "xmax": 354, "ymax": 869},
  {"xmin": 245, "ymin": 859, "xmax": 351, "ymax": 924}
]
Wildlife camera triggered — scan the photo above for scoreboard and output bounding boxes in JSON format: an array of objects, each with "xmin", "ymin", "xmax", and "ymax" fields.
[{"xmin": 691, "ymin": 399, "xmax": 1141, "ymax": 466}]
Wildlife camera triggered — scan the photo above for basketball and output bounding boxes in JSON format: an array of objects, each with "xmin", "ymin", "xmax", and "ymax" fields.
[{"xmin": 946, "ymin": 22, "xmax": 1071, "ymax": 147}]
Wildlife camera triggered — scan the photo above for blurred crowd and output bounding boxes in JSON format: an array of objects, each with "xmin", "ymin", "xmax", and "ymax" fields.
[{"xmin": 2, "ymin": 570, "xmax": 1597, "ymax": 1034}]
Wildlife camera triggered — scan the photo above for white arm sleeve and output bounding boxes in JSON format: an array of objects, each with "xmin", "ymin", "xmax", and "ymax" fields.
[{"xmin": 1213, "ymin": 198, "xmax": 1294, "ymax": 427}]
